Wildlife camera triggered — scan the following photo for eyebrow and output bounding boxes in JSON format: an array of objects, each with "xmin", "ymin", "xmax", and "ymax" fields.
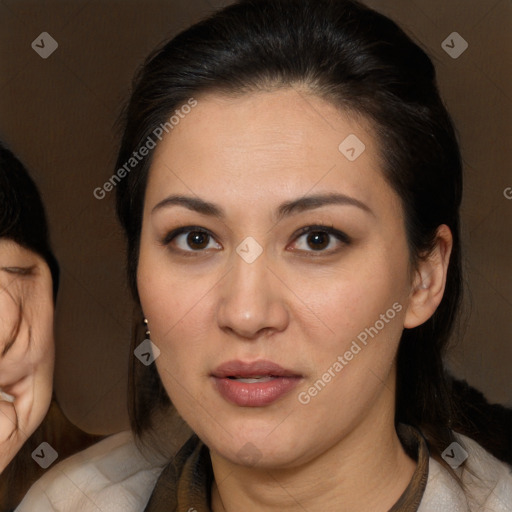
[{"xmin": 152, "ymin": 193, "xmax": 373, "ymax": 219}]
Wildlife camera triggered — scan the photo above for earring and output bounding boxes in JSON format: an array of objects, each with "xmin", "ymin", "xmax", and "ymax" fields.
[{"xmin": 143, "ymin": 317, "xmax": 151, "ymax": 339}]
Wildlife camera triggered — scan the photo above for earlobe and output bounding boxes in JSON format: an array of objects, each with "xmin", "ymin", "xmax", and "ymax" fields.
[{"xmin": 403, "ymin": 225, "xmax": 453, "ymax": 329}]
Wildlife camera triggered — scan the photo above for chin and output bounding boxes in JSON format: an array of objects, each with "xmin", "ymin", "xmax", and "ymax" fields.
[{"xmin": 199, "ymin": 418, "xmax": 307, "ymax": 469}]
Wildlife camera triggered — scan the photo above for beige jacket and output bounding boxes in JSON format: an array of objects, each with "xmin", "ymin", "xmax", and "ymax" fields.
[{"xmin": 16, "ymin": 430, "xmax": 512, "ymax": 511}]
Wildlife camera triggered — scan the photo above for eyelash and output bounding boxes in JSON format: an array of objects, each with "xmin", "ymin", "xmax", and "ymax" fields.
[
  {"xmin": 2, "ymin": 267, "xmax": 35, "ymax": 276},
  {"xmin": 161, "ymin": 224, "xmax": 351, "ymax": 257}
]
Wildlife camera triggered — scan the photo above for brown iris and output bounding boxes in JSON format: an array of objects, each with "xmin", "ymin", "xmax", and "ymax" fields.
[
  {"xmin": 187, "ymin": 231, "xmax": 210, "ymax": 250},
  {"xmin": 306, "ymin": 231, "xmax": 329, "ymax": 250}
]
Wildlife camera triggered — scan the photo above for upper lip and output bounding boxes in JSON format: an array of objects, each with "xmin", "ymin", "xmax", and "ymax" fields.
[{"xmin": 212, "ymin": 360, "xmax": 301, "ymax": 378}]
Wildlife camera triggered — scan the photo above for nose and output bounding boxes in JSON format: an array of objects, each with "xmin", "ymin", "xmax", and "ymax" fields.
[{"xmin": 216, "ymin": 251, "xmax": 289, "ymax": 340}]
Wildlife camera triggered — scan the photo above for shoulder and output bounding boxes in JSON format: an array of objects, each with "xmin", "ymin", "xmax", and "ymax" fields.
[
  {"xmin": 419, "ymin": 432, "xmax": 512, "ymax": 511},
  {"xmin": 15, "ymin": 431, "xmax": 166, "ymax": 512}
]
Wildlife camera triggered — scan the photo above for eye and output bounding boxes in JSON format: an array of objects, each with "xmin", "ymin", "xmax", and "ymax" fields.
[
  {"xmin": 1, "ymin": 266, "xmax": 35, "ymax": 276},
  {"xmin": 289, "ymin": 225, "xmax": 350, "ymax": 254},
  {"xmin": 163, "ymin": 227, "xmax": 222, "ymax": 253}
]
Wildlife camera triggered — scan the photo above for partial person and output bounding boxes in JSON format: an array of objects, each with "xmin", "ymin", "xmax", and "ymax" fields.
[{"xmin": 0, "ymin": 142, "xmax": 99, "ymax": 510}]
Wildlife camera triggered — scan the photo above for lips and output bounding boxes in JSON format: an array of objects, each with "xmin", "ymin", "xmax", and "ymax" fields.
[{"xmin": 211, "ymin": 360, "xmax": 302, "ymax": 407}]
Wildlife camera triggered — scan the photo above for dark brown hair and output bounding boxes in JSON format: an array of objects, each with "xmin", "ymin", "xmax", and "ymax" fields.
[
  {"xmin": 115, "ymin": 0, "xmax": 511, "ymax": 474},
  {"xmin": 0, "ymin": 142, "xmax": 59, "ymax": 298}
]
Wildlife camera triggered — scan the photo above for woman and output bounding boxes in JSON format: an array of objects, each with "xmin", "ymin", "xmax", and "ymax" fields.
[
  {"xmin": 0, "ymin": 141, "xmax": 58, "ymax": 475},
  {"xmin": 17, "ymin": 0, "xmax": 512, "ymax": 510},
  {"xmin": 0, "ymin": 142, "xmax": 100, "ymax": 510}
]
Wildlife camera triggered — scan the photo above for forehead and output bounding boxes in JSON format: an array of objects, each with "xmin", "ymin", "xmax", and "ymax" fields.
[
  {"xmin": 146, "ymin": 88, "xmax": 393, "ymax": 212},
  {"xmin": 0, "ymin": 239, "xmax": 51, "ymax": 285},
  {"xmin": 0, "ymin": 239, "xmax": 40, "ymax": 262}
]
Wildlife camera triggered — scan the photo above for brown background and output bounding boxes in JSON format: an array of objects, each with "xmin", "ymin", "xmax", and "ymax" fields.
[{"xmin": 0, "ymin": 0, "xmax": 510, "ymax": 435}]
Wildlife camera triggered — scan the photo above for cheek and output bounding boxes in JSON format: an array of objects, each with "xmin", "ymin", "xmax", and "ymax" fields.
[
  {"xmin": 290, "ymin": 257, "xmax": 407, "ymax": 344},
  {"xmin": 139, "ymin": 269, "xmax": 217, "ymax": 342},
  {"xmin": 26, "ymin": 278, "xmax": 55, "ymax": 364},
  {"xmin": 149, "ymin": 298, "xmax": 214, "ymax": 414},
  {"xmin": 36, "ymin": 304, "xmax": 55, "ymax": 372},
  {"xmin": 137, "ymin": 252, "xmax": 219, "ymax": 381},
  {"xmin": 0, "ymin": 289, "xmax": 20, "ymax": 336}
]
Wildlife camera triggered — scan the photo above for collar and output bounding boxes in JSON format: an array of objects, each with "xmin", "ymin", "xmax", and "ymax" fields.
[{"xmin": 144, "ymin": 424, "xmax": 429, "ymax": 512}]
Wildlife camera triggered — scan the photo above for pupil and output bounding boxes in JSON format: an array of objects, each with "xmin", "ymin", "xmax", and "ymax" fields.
[
  {"xmin": 307, "ymin": 232, "xmax": 329, "ymax": 250},
  {"xmin": 187, "ymin": 231, "xmax": 209, "ymax": 250}
]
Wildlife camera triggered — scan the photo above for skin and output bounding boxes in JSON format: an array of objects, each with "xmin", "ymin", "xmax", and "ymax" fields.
[
  {"xmin": 137, "ymin": 88, "xmax": 452, "ymax": 511},
  {"xmin": 0, "ymin": 239, "xmax": 54, "ymax": 473}
]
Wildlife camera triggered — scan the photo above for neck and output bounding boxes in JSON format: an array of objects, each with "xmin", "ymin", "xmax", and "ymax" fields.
[{"xmin": 210, "ymin": 380, "xmax": 416, "ymax": 512}]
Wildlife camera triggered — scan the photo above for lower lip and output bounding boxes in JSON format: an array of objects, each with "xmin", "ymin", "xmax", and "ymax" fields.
[{"xmin": 212, "ymin": 376, "xmax": 301, "ymax": 407}]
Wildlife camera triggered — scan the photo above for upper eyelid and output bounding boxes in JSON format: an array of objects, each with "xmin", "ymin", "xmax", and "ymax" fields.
[
  {"xmin": 162, "ymin": 226, "xmax": 214, "ymax": 245},
  {"xmin": 1, "ymin": 266, "xmax": 36, "ymax": 276},
  {"xmin": 290, "ymin": 227, "xmax": 350, "ymax": 251},
  {"xmin": 293, "ymin": 225, "xmax": 347, "ymax": 237},
  {"xmin": 165, "ymin": 224, "xmax": 344, "ymax": 239},
  {"xmin": 164, "ymin": 224, "xmax": 349, "ymax": 249}
]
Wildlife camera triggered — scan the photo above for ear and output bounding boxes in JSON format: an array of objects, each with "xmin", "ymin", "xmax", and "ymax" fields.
[{"xmin": 403, "ymin": 224, "xmax": 453, "ymax": 329}]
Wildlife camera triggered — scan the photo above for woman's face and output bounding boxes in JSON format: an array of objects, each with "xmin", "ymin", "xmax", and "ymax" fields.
[
  {"xmin": 138, "ymin": 89, "xmax": 417, "ymax": 468},
  {"xmin": 0, "ymin": 239, "xmax": 54, "ymax": 471}
]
